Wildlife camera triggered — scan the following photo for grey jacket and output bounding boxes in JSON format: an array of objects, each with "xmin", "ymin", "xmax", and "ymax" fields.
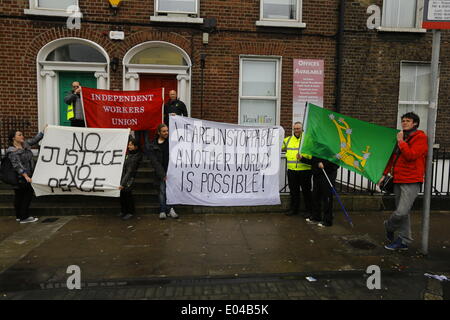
[
  {"xmin": 64, "ymin": 91, "xmax": 84, "ymax": 120},
  {"xmin": 6, "ymin": 132, "xmax": 44, "ymax": 178}
]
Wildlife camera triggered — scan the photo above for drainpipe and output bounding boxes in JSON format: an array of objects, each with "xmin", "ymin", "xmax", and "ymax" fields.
[{"xmin": 335, "ymin": 0, "xmax": 345, "ymax": 113}]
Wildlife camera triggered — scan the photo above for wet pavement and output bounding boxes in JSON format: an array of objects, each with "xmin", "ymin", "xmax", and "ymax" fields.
[{"xmin": 0, "ymin": 211, "xmax": 449, "ymax": 299}]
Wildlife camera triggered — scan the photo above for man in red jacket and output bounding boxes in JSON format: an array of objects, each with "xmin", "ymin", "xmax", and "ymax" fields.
[{"xmin": 378, "ymin": 112, "xmax": 428, "ymax": 251}]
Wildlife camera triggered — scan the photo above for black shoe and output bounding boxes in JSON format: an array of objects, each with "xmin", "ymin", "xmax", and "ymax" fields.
[
  {"xmin": 121, "ymin": 214, "xmax": 133, "ymax": 221},
  {"xmin": 317, "ymin": 222, "xmax": 332, "ymax": 227}
]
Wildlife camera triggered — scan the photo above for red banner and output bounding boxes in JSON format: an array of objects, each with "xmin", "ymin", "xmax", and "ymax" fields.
[{"xmin": 81, "ymin": 87, "xmax": 164, "ymax": 131}]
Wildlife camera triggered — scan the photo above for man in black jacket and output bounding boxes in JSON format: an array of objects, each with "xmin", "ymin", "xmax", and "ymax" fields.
[
  {"xmin": 163, "ymin": 90, "xmax": 188, "ymax": 125},
  {"xmin": 149, "ymin": 123, "xmax": 178, "ymax": 219}
]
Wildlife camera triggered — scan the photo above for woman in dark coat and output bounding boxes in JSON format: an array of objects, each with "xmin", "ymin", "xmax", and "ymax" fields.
[
  {"xmin": 119, "ymin": 137, "xmax": 143, "ymax": 220},
  {"xmin": 6, "ymin": 129, "xmax": 44, "ymax": 223}
]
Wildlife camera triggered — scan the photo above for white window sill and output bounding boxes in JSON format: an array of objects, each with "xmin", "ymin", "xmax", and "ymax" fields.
[
  {"xmin": 24, "ymin": 8, "xmax": 83, "ymax": 18},
  {"xmin": 256, "ymin": 20, "xmax": 306, "ymax": 28},
  {"xmin": 376, "ymin": 26, "xmax": 427, "ymax": 33},
  {"xmin": 150, "ymin": 16, "xmax": 204, "ymax": 24}
]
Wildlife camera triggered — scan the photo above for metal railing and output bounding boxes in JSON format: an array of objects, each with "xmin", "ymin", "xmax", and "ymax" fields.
[
  {"xmin": 279, "ymin": 148, "xmax": 450, "ymax": 196},
  {"xmin": 0, "ymin": 117, "xmax": 32, "ymax": 158}
]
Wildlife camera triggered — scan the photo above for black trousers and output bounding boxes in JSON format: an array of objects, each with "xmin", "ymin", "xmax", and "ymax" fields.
[
  {"xmin": 312, "ymin": 171, "xmax": 337, "ymax": 225},
  {"xmin": 14, "ymin": 183, "xmax": 34, "ymax": 220},
  {"xmin": 70, "ymin": 119, "xmax": 85, "ymax": 127},
  {"xmin": 287, "ymin": 169, "xmax": 312, "ymax": 216},
  {"xmin": 120, "ymin": 189, "xmax": 135, "ymax": 215}
]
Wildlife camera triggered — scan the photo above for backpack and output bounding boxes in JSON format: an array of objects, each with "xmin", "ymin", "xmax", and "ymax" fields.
[{"xmin": 0, "ymin": 156, "xmax": 19, "ymax": 185}]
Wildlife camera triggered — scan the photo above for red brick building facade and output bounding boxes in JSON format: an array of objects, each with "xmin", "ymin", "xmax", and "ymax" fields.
[{"xmin": 0, "ymin": 0, "xmax": 449, "ymax": 147}]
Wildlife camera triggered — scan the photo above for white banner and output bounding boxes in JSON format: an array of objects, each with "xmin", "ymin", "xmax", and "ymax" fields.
[
  {"xmin": 167, "ymin": 116, "xmax": 284, "ymax": 206},
  {"xmin": 32, "ymin": 125, "xmax": 130, "ymax": 197}
]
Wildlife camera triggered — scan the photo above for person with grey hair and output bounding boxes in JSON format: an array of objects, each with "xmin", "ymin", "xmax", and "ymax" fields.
[{"xmin": 64, "ymin": 81, "xmax": 85, "ymax": 127}]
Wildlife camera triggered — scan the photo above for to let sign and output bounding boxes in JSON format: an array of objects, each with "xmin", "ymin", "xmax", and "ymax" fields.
[{"xmin": 423, "ymin": 0, "xmax": 450, "ymax": 29}]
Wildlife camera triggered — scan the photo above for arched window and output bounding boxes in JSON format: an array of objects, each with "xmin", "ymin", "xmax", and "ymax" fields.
[
  {"xmin": 46, "ymin": 43, "xmax": 106, "ymax": 63},
  {"xmin": 129, "ymin": 46, "xmax": 188, "ymax": 66}
]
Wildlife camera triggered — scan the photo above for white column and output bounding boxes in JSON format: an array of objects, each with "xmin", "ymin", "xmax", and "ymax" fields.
[
  {"xmin": 177, "ymin": 74, "xmax": 189, "ymax": 101},
  {"xmin": 94, "ymin": 72, "xmax": 108, "ymax": 89},
  {"xmin": 40, "ymin": 70, "xmax": 56, "ymax": 126},
  {"xmin": 125, "ymin": 73, "xmax": 139, "ymax": 91}
]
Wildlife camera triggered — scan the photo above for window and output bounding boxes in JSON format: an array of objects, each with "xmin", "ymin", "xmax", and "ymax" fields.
[
  {"xmin": 256, "ymin": 0, "xmax": 305, "ymax": 28},
  {"xmin": 151, "ymin": 0, "xmax": 203, "ymax": 24},
  {"xmin": 25, "ymin": 0, "xmax": 81, "ymax": 17},
  {"xmin": 380, "ymin": 0, "xmax": 425, "ymax": 31},
  {"xmin": 46, "ymin": 44, "xmax": 107, "ymax": 63},
  {"xmin": 398, "ymin": 62, "xmax": 431, "ymax": 132},
  {"xmin": 157, "ymin": 0, "xmax": 198, "ymax": 15},
  {"xmin": 239, "ymin": 57, "xmax": 281, "ymax": 126},
  {"xmin": 129, "ymin": 47, "xmax": 188, "ymax": 66}
]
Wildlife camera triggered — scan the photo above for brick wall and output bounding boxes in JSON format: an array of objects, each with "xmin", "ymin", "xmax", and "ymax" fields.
[{"xmin": 0, "ymin": 0, "xmax": 449, "ymax": 147}]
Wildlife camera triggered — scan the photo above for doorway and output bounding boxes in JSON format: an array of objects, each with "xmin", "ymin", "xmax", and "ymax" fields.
[{"xmin": 139, "ymin": 74, "xmax": 177, "ymax": 103}]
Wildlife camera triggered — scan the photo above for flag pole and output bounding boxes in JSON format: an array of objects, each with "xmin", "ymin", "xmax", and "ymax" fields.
[
  {"xmin": 321, "ymin": 168, "xmax": 354, "ymax": 228},
  {"xmin": 297, "ymin": 102, "xmax": 309, "ymax": 168}
]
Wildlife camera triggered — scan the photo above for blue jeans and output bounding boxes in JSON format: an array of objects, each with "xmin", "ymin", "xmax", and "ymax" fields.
[{"xmin": 159, "ymin": 180, "xmax": 172, "ymax": 213}]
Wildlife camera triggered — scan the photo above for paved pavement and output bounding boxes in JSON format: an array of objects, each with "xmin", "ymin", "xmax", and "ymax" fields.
[{"xmin": 0, "ymin": 211, "xmax": 449, "ymax": 300}]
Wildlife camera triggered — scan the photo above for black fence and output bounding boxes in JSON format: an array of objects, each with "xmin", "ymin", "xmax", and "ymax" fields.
[
  {"xmin": 280, "ymin": 148, "xmax": 450, "ymax": 196},
  {"xmin": 0, "ymin": 117, "xmax": 32, "ymax": 158}
]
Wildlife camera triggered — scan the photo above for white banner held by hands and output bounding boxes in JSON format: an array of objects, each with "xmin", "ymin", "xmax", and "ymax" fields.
[
  {"xmin": 32, "ymin": 125, "xmax": 130, "ymax": 197},
  {"xmin": 166, "ymin": 116, "xmax": 284, "ymax": 206}
]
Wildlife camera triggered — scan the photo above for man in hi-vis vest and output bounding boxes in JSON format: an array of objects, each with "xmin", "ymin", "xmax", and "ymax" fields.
[
  {"xmin": 282, "ymin": 122, "xmax": 313, "ymax": 218},
  {"xmin": 64, "ymin": 81, "xmax": 85, "ymax": 127}
]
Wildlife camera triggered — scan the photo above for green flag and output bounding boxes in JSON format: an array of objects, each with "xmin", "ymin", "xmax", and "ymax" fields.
[{"xmin": 300, "ymin": 103, "xmax": 398, "ymax": 184}]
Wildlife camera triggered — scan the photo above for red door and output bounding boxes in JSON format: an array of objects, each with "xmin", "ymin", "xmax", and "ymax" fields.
[
  {"xmin": 138, "ymin": 74, "xmax": 177, "ymax": 141},
  {"xmin": 139, "ymin": 74, "xmax": 177, "ymax": 103}
]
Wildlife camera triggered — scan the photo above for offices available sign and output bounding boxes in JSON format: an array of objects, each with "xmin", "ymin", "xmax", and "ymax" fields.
[
  {"xmin": 32, "ymin": 125, "xmax": 129, "ymax": 197},
  {"xmin": 293, "ymin": 59, "xmax": 324, "ymax": 124},
  {"xmin": 166, "ymin": 116, "xmax": 284, "ymax": 206},
  {"xmin": 423, "ymin": 0, "xmax": 450, "ymax": 29}
]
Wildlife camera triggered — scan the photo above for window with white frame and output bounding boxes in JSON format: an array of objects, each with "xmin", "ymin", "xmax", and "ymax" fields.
[
  {"xmin": 257, "ymin": 0, "xmax": 305, "ymax": 28},
  {"xmin": 156, "ymin": 0, "xmax": 199, "ymax": 15},
  {"xmin": 398, "ymin": 62, "xmax": 431, "ymax": 132},
  {"xmin": 381, "ymin": 0, "xmax": 424, "ymax": 30},
  {"xmin": 25, "ymin": 0, "xmax": 80, "ymax": 17},
  {"xmin": 151, "ymin": 0, "xmax": 203, "ymax": 23},
  {"xmin": 239, "ymin": 57, "xmax": 281, "ymax": 126}
]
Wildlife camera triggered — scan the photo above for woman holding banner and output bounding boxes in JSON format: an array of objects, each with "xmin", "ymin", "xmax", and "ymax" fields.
[
  {"xmin": 149, "ymin": 124, "xmax": 178, "ymax": 220},
  {"xmin": 6, "ymin": 128, "xmax": 45, "ymax": 223}
]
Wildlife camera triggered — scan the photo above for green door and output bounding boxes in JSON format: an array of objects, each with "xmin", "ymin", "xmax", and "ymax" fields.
[{"xmin": 58, "ymin": 71, "xmax": 97, "ymax": 126}]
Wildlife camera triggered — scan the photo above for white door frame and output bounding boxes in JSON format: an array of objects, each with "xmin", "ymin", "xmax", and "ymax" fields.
[
  {"xmin": 36, "ymin": 37, "xmax": 109, "ymax": 130},
  {"xmin": 123, "ymin": 41, "xmax": 191, "ymax": 114}
]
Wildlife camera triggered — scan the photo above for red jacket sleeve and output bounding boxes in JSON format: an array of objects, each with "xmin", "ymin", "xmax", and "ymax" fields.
[{"xmin": 398, "ymin": 133, "xmax": 428, "ymax": 162}]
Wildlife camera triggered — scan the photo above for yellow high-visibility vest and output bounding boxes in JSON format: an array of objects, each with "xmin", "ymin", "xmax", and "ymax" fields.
[
  {"xmin": 67, "ymin": 103, "xmax": 74, "ymax": 120},
  {"xmin": 282, "ymin": 135, "xmax": 312, "ymax": 171}
]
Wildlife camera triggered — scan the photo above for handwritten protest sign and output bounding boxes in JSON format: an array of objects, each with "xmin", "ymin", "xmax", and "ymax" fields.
[
  {"xmin": 32, "ymin": 125, "xmax": 130, "ymax": 197},
  {"xmin": 166, "ymin": 116, "xmax": 284, "ymax": 206}
]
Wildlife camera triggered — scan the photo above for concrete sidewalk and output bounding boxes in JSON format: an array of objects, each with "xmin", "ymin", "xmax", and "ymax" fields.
[{"xmin": 0, "ymin": 211, "xmax": 449, "ymax": 299}]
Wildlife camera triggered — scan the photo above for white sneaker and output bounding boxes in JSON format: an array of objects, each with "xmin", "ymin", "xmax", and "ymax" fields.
[
  {"xmin": 20, "ymin": 217, "xmax": 39, "ymax": 224},
  {"xmin": 168, "ymin": 208, "xmax": 178, "ymax": 219},
  {"xmin": 159, "ymin": 212, "xmax": 167, "ymax": 220}
]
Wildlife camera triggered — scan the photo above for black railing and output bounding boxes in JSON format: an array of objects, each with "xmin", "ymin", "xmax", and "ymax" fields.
[
  {"xmin": 0, "ymin": 117, "xmax": 32, "ymax": 158},
  {"xmin": 280, "ymin": 148, "xmax": 450, "ymax": 196}
]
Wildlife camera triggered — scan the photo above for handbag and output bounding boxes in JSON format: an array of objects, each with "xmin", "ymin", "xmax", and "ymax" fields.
[{"xmin": 0, "ymin": 157, "xmax": 19, "ymax": 186}]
